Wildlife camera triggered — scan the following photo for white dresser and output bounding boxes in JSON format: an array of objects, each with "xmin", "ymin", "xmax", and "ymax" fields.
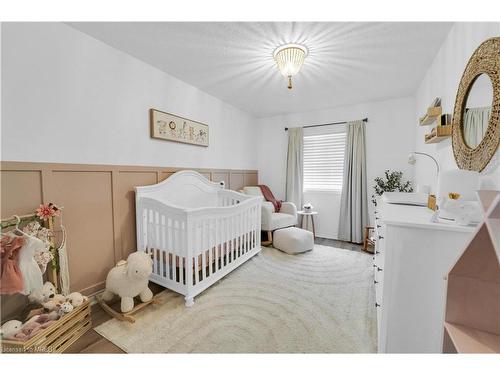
[{"xmin": 373, "ymin": 200, "xmax": 475, "ymax": 353}]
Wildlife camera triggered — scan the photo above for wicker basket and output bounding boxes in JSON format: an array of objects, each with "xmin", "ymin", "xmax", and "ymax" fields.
[{"xmin": 1, "ymin": 300, "xmax": 91, "ymax": 353}]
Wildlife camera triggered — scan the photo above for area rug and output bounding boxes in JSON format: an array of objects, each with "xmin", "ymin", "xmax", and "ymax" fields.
[{"xmin": 94, "ymin": 245, "xmax": 377, "ymax": 353}]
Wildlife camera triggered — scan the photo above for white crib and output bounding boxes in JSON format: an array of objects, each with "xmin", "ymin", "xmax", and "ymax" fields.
[{"xmin": 135, "ymin": 170, "xmax": 261, "ymax": 306}]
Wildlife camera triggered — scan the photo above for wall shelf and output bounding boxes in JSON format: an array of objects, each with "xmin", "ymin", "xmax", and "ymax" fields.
[
  {"xmin": 425, "ymin": 125, "xmax": 452, "ymax": 144},
  {"xmin": 443, "ymin": 191, "xmax": 500, "ymax": 354},
  {"xmin": 419, "ymin": 106, "xmax": 442, "ymax": 125}
]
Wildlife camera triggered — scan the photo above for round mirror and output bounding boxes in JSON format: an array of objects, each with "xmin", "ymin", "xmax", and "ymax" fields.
[
  {"xmin": 462, "ymin": 73, "xmax": 493, "ymax": 148},
  {"xmin": 452, "ymin": 37, "xmax": 500, "ymax": 172}
]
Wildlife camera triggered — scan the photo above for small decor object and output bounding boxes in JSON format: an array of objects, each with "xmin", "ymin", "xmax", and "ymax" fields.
[
  {"xmin": 150, "ymin": 108, "xmax": 208, "ymax": 147},
  {"xmin": 452, "ymin": 37, "xmax": 500, "ymax": 172},
  {"xmin": 362, "ymin": 226, "xmax": 375, "ymax": 254},
  {"xmin": 372, "ymin": 170, "xmax": 413, "ymax": 205},
  {"xmin": 35, "ymin": 203, "xmax": 61, "ymax": 220},
  {"xmin": 273, "ymin": 43, "xmax": 308, "ymax": 89},
  {"xmin": 303, "ymin": 203, "xmax": 313, "ymax": 213},
  {"xmin": 428, "ymin": 195, "xmax": 437, "ymax": 211},
  {"xmin": 101, "ymin": 252, "xmax": 154, "ymax": 313}
]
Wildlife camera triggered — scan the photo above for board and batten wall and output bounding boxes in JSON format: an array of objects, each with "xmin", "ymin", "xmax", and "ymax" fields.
[
  {"xmin": 0, "ymin": 22, "xmax": 261, "ymax": 319},
  {"xmin": 1, "ymin": 161, "xmax": 257, "ymax": 300}
]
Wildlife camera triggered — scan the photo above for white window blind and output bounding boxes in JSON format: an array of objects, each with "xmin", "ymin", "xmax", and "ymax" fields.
[{"xmin": 303, "ymin": 131, "xmax": 346, "ymax": 191}]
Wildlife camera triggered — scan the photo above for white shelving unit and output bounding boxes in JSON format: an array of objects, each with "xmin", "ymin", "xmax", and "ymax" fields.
[{"xmin": 443, "ymin": 190, "xmax": 500, "ymax": 353}]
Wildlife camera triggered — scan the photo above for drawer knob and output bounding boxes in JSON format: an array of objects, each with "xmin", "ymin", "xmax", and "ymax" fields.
[
  {"xmin": 378, "ymin": 235, "xmax": 384, "ymax": 239},
  {"xmin": 375, "ymin": 251, "xmax": 380, "ymax": 255},
  {"xmin": 377, "ymin": 225, "xmax": 381, "ymax": 228},
  {"xmin": 375, "ymin": 303, "xmax": 381, "ymax": 308},
  {"xmin": 375, "ymin": 217, "xmax": 380, "ymax": 220},
  {"xmin": 374, "ymin": 280, "xmax": 378, "ymax": 284},
  {"xmin": 377, "ymin": 267, "xmax": 383, "ymax": 272}
]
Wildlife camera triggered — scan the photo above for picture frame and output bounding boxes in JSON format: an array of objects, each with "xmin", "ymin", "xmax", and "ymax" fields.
[{"xmin": 150, "ymin": 108, "xmax": 209, "ymax": 147}]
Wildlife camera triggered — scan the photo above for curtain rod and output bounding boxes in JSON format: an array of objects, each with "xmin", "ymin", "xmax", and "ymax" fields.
[{"xmin": 284, "ymin": 117, "xmax": 368, "ymax": 131}]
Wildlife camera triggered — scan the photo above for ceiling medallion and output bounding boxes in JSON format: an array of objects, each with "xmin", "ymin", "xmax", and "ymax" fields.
[{"xmin": 273, "ymin": 43, "xmax": 308, "ymax": 90}]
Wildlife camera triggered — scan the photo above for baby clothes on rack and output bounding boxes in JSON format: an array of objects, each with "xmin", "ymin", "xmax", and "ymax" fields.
[
  {"xmin": 0, "ymin": 235, "xmax": 25, "ymax": 294},
  {"xmin": 18, "ymin": 235, "xmax": 45, "ymax": 295}
]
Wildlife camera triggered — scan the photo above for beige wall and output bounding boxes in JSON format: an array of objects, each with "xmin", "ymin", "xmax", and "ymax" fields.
[{"xmin": 1, "ymin": 161, "xmax": 257, "ymax": 300}]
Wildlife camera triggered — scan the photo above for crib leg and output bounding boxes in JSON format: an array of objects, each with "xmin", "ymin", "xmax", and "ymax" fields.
[{"xmin": 185, "ymin": 296, "xmax": 194, "ymax": 307}]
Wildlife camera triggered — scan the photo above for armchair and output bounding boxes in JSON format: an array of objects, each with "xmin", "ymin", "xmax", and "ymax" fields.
[{"xmin": 241, "ymin": 186, "xmax": 298, "ymax": 245}]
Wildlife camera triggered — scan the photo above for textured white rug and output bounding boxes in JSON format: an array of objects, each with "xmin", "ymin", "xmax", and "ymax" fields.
[{"xmin": 94, "ymin": 245, "xmax": 377, "ymax": 353}]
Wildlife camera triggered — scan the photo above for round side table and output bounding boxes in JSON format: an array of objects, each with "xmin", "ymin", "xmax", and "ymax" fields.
[{"xmin": 297, "ymin": 211, "xmax": 318, "ymax": 238}]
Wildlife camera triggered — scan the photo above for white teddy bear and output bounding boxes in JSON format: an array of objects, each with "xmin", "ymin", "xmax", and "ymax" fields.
[
  {"xmin": 57, "ymin": 301, "xmax": 74, "ymax": 317},
  {"xmin": 42, "ymin": 294, "xmax": 67, "ymax": 312},
  {"xmin": 28, "ymin": 281, "xmax": 56, "ymax": 304},
  {"xmin": 102, "ymin": 252, "xmax": 153, "ymax": 312},
  {"xmin": 0, "ymin": 320, "xmax": 23, "ymax": 340},
  {"xmin": 66, "ymin": 292, "xmax": 88, "ymax": 308}
]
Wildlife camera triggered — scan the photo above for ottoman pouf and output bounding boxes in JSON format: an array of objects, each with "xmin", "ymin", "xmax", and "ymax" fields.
[{"xmin": 273, "ymin": 227, "xmax": 314, "ymax": 254}]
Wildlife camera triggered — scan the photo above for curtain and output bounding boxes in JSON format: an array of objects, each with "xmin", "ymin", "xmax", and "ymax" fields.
[
  {"xmin": 463, "ymin": 107, "xmax": 491, "ymax": 148},
  {"xmin": 338, "ymin": 120, "xmax": 368, "ymax": 243},
  {"xmin": 285, "ymin": 127, "xmax": 303, "ymax": 212}
]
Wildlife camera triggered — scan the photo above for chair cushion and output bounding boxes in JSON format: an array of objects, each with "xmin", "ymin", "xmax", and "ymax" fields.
[
  {"xmin": 267, "ymin": 213, "xmax": 296, "ymax": 231},
  {"xmin": 273, "ymin": 227, "xmax": 314, "ymax": 254}
]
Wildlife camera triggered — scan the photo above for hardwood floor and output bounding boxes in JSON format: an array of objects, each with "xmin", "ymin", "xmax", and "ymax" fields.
[
  {"xmin": 66, "ymin": 237, "xmax": 364, "ymax": 353},
  {"xmin": 314, "ymin": 237, "xmax": 364, "ymax": 253},
  {"xmin": 65, "ymin": 284, "xmax": 166, "ymax": 354}
]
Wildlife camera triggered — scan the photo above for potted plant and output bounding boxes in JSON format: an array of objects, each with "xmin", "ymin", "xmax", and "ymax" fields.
[{"xmin": 372, "ymin": 170, "xmax": 413, "ymax": 205}]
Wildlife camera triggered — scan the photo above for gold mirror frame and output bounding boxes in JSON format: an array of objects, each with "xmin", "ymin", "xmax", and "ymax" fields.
[{"xmin": 452, "ymin": 37, "xmax": 500, "ymax": 172}]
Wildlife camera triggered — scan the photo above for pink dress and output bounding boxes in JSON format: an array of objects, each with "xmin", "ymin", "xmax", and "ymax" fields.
[{"xmin": 0, "ymin": 235, "xmax": 25, "ymax": 294}]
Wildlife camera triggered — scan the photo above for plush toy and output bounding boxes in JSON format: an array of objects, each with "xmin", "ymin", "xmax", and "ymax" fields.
[
  {"xmin": 102, "ymin": 252, "xmax": 153, "ymax": 312},
  {"xmin": 57, "ymin": 301, "xmax": 74, "ymax": 317},
  {"xmin": 42, "ymin": 294, "xmax": 66, "ymax": 312},
  {"xmin": 28, "ymin": 281, "xmax": 56, "ymax": 305},
  {"xmin": 66, "ymin": 292, "xmax": 88, "ymax": 308},
  {"xmin": 0, "ymin": 320, "xmax": 23, "ymax": 340},
  {"xmin": 26, "ymin": 310, "xmax": 59, "ymax": 325}
]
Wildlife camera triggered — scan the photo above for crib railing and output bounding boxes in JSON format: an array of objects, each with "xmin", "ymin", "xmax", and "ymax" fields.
[{"xmin": 136, "ymin": 194, "xmax": 261, "ymax": 303}]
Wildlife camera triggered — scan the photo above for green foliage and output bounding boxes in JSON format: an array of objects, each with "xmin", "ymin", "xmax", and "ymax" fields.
[{"xmin": 372, "ymin": 170, "xmax": 413, "ymax": 204}]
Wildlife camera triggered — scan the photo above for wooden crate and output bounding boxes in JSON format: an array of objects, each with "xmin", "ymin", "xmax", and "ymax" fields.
[{"xmin": 1, "ymin": 300, "xmax": 91, "ymax": 353}]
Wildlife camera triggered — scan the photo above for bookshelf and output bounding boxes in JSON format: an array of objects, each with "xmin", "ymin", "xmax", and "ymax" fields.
[{"xmin": 443, "ymin": 190, "xmax": 500, "ymax": 353}]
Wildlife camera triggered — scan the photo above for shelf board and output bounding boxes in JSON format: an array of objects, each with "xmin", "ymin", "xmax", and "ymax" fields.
[
  {"xmin": 424, "ymin": 125, "xmax": 452, "ymax": 144},
  {"xmin": 419, "ymin": 106, "xmax": 442, "ymax": 126},
  {"xmin": 444, "ymin": 322, "xmax": 500, "ymax": 353},
  {"xmin": 425, "ymin": 134, "xmax": 451, "ymax": 144}
]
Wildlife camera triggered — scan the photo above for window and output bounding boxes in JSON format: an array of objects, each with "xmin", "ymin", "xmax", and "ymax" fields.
[{"xmin": 303, "ymin": 131, "xmax": 346, "ymax": 191}]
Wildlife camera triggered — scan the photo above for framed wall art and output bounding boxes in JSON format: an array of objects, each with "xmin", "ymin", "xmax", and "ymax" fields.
[{"xmin": 150, "ymin": 108, "xmax": 209, "ymax": 147}]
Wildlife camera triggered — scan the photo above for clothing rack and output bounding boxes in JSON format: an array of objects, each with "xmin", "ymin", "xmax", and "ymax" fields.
[
  {"xmin": 284, "ymin": 117, "xmax": 368, "ymax": 131},
  {"xmin": 1, "ymin": 213, "xmax": 60, "ymax": 291},
  {"xmin": 1, "ymin": 214, "xmax": 39, "ymax": 229}
]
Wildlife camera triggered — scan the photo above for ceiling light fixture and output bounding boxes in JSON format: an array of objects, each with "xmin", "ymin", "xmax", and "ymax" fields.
[{"xmin": 273, "ymin": 43, "xmax": 308, "ymax": 90}]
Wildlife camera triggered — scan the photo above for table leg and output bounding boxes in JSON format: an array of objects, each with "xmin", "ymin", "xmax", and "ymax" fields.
[{"xmin": 311, "ymin": 216, "xmax": 316, "ymax": 238}]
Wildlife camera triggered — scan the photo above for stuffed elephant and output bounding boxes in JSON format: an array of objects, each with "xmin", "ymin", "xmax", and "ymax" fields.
[{"xmin": 102, "ymin": 252, "xmax": 153, "ymax": 312}]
